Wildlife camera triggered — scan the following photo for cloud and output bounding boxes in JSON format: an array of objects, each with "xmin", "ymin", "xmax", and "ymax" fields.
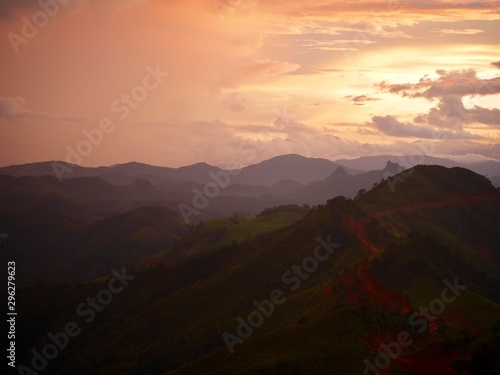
[
  {"xmin": 0, "ymin": 97, "xmax": 90, "ymax": 123},
  {"xmin": 372, "ymin": 115, "xmax": 483, "ymax": 139},
  {"xmin": 417, "ymin": 95, "xmax": 467, "ymax": 129},
  {"xmin": 431, "ymin": 28, "xmax": 484, "ymax": 36},
  {"xmin": 217, "ymin": 58, "xmax": 300, "ymax": 90},
  {"xmin": 421, "ymin": 97, "xmax": 500, "ymax": 129},
  {"xmin": 136, "ymin": 117, "xmax": 362, "ymax": 168},
  {"xmin": 345, "ymin": 95, "xmax": 381, "ymax": 105},
  {"xmin": 231, "ymin": 36, "xmax": 264, "ymax": 57},
  {"xmin": 378, "ymin": 68, "xmax": 500, "ymax": 99},
  {"xmin": 418, "ymin": 95, "xmax": 499, "ymax": 128},
  {"xmin": 378, "ymin": 67, "xmax": 500, "ymax": 128},
  {"xmin": 98, "ymin": 0, "xmax": 151, "ymax": 13},
  {"xmin": 221, "ymin": 92, "xmax": 246, "ymax": 112},
  {"xmin": 261, "ymin": 0, "xmax": 500, "ymax": 21},
  {"xmin": 492, "ymin": 61, "xmax": 500, "ymax": 69},
  {"xmin": 466, "ymin": 106, "xmax": 500, "ymax": 125}
]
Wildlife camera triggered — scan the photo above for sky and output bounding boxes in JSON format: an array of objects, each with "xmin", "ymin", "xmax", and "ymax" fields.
[{"xmin": 0, "ymin": 0, "xmax": 499, "ymax": 168}]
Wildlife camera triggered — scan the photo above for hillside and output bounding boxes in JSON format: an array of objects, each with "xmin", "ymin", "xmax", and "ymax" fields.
[
  {"xmin": 145, "ymin": 204, "xmax": 310, "ymax": 267},
  {"xmin": 0, "ymin": 206, "xmax": 189, "ymax": 285},
  {"xmin": 10, "ymin": 165, "xmax": 500, "ymax": 375}
]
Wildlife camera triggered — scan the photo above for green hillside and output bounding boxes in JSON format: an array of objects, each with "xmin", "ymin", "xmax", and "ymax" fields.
[{"xmin": 147, "ymin": 204, "xmax": 310, "ymax": 265}]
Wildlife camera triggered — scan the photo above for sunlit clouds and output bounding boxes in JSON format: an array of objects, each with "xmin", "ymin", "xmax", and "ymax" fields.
[{"xmin": 0, "ymin": 0, "xmax": 498, "ymax": 167}]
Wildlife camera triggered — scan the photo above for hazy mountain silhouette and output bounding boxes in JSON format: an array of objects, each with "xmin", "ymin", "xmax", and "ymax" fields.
[
  {"xmin": 333, "ymin": 154, "xmax": 500, "ymax": 178},
  {"xmin": 1, "ymin": 154, "xmax": 498, "ymax": 187},
  {"xmin": 333, "ymin": 154, "xmax": 460, "ymax": 171},
  {"xmin": 294, "ymin": 161, "xmax": 405, "ymax": 204},
  {"xmin": 231, "ymin": 154, "xmax": 359, "ymax": 185},
  {"xmin": 0, "ymin": 155, "xmax": 352, "ymax": 186}
]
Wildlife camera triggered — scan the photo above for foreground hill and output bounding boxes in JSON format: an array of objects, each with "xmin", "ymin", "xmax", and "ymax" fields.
[{"xmin": 10, "ymin": 166, "xmax": 500, "ymax": 374}]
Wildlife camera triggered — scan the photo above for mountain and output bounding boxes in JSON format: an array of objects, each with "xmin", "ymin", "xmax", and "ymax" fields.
[
  {"xmin": 232, "ymin": 154, "xmax": 360, "ymax": 186},
  {"xmin": 0, "ymin": 155, "xmax": 357, "ymax": 187},
  {"xmin": 0, "ymin": 174, "xmax": 175, "ymax": 222},
  {"xmin": 333, "ymin": 154, "xmax": 460, "ymax": 171},
  {"xmin": 469, "ymin": 160, "xmax": 500, "ymax": 178},
  {"xmin": 10, "ymin": 165, "xmax": 500, "ymax": 374},
  {"xmin": 0, "ymin": 157, "xmax": 382, "ymax": 225},
  {"xmin": 491, "ymin": 175, "xmax": 500, "ymax": 187},
  {"xmin": 0, "ymin": 173, "xmax": 290, "ymax": 226},
  {"xmin": 0, "ymin": 160, "xmax": 224, "ymax": 185},
  {"xmin": 2, "ymin": 155, "xmax": 498, "ymax": 189},
  {"xmin": 333, "ymin": 154, "xmax": 500, "ymax": 178},
  {"xmin": 294, "ymin": 161, "xmax": 405, "ymax": 204}
]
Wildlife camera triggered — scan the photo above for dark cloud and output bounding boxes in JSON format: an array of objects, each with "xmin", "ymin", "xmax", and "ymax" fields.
[{"xmin": 492, "ymin": 61, "xmax": 500, "ymax": 69}]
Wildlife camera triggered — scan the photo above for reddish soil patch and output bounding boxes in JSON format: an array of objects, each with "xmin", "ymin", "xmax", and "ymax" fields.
[
  {"xmin": 321, "ymin": 265, "xmax": 411, "ymax": 313},
  {"xmin": 325, "ymin": 193, "xmax": 500, "ymax": 374}
]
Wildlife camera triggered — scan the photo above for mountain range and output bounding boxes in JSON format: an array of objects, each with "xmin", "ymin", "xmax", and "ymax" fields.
[
  {"xmin": 1, "ymin": 156, "xmax": 500, "ymax": 374},
  {"xmin": 2, "ymin": 154, "xmax": 499, "ymax": 186}
]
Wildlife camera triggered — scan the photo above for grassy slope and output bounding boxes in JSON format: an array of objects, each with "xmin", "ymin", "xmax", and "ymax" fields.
[{"xmin": 147, "ymin": 205, "xmax": 310, "ymax": 265}]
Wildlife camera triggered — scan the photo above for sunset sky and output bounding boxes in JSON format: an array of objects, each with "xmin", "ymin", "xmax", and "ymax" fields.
[{"xmin": 0, "ymin": 0, "xmax": 499, "ymax": 168}]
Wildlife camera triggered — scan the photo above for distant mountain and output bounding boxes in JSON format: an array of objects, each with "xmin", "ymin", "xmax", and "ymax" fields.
[
  {"xmin": 0, "ymin": 160, "xmax": 224, "ymax": 186},
  {"xmin": 232, "ymin": 154, "xmax": 360, "ymax": 186},
  {"xmin": 2, "ymin": 155, "xmax": 498, "ymax": 188},
  {"xmin": 469, "ymin": 160, "xmax": 500, "ymax": 178},
  {"xmin": 333, "ymin": 154, "xmax": 500, "ymax": 177},
  {"xmin": 11, "ymin": 165, "xmax": 500, "ymax": 374},
  {"xmin": 294, "ymin": 161, "xmax": 405, "ymax": 204},
  {"xmin": 0, "ymin": 154, "xmax": 360, "ymax": 187},
  {"xmin": 333, "ymin": 154, "xmax": 460, "ymax": 171},
  {"xmin": 491, "ymin": 175, "xmax": 500, "ymax": 187},
  {"xmin": 0, "ymin": 174, "xmax": 174, "ymax": 222}
]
